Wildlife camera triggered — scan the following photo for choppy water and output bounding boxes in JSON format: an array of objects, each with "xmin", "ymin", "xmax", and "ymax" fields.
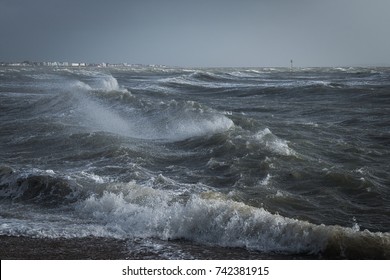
[{"xmin": 0, "ymin": 65, "xmax": 389, "ymax": 259}]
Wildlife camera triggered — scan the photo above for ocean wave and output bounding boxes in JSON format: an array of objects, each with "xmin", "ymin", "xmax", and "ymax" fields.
[
  {"xmin": 228, "ymin": 69, "xmax": 265, "ymax": 78},
  {"xmin": 75, "ymin": 183, "xmax": 390, "ymax": 258},
  {"xmin": 253, "ymin": 128, "xmax": 297, "ymax": 156},
  {"xmin": 0, "ymin": 166, "xmax": 81, "ymax": 206},
  {"xmin": 54, "ymin": 68, "xmax": 129, "ymax": 93},
  {"xmin": 80, "ymin": 74, "xmax": 128, "ymax": 93},
  {"xmin": 159, "ymin": 71, "xmax": 245, "ymax": 89},
  {"xmin": 49, "ymin": 70, "xmax": 234, "ymax": 141},
  {"xmin": 1, "ymin": 171, "xmax": 388, "ymax": 258},
  {"xmin": 151, "ymin": 100, "xmax": 234, "ymax": 140},
  {"xmin": 92, "ymin": 75, "xmax": 128, "ymax": 92},
  {"xmin": 73, "ymin": 92, "xmax": 234, "ymax": 141}
]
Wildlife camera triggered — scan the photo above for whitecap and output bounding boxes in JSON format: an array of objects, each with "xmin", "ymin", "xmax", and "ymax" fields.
[
  {"xmin": 254, "ymin": 128, "xmax": 296, "ymax": 156},
  {"xmin": 74, "ymin": 183, "xmax": 390, "ymax": 255}
]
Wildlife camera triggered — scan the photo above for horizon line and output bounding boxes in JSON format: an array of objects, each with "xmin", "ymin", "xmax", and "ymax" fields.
[{"xmin": 1, "ymin": 60, "xmax": 389, "ymax": 69}]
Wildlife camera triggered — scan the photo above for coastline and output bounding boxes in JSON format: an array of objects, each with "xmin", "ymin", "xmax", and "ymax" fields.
[
  {"xmin": 0, "ymin": 235, "xmax": 129, "ymax": 260},
  {"xmin": 0, "ymin": 235, "xmax": 312, "ymax": 260}
]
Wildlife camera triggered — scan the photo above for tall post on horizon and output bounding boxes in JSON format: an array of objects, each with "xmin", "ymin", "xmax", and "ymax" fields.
[{"xmin": 290, "ymin": 59, "xmax": 293, "ymax": 71}]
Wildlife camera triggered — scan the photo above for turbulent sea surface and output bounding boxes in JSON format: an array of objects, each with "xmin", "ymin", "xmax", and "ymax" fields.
[{"xmin": 0, "ymin": 66, "xmax": 389, "ymax": 259}]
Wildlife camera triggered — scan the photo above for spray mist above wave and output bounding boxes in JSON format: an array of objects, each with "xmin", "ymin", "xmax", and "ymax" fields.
[
  {"xmin": 140, "ymin": 100, "xmax": 234, "ymax": 140},
  {"xmin": 75, "ymin": 72, "xmax": 128, "ymax": 93},
  {"xmin": 66, "ymin": 76, "xmax": 234, "ymax": 141},
  {"xmin": 92, "ymin": 75, "xmax": 128, "ymax": 92}
]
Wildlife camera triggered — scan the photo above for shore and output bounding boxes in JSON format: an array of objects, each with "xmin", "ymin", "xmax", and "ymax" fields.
[
  {"xmin": 0, "ymin": 235, "xmax": 314, "ymax": 260},
  {"xmin": 0, "ymin": 235, "xmax": 131, "ymax": 260}
]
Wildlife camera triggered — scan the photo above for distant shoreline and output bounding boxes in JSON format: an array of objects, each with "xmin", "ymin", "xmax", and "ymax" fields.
[{"xmin": 1, "ymin": 62, "xmax": 389, "ymax": 69}]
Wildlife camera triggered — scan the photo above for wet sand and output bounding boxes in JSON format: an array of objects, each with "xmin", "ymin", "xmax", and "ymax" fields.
[
  {"xmin": 0, "ymin": 235, "xmax": 316, "ymax": 260},
  {"xmin": 0, "ymin": 235, "xmax": 130, "ymax": 260}
]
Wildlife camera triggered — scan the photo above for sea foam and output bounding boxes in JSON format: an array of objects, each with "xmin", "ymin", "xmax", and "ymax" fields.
[{"xmin": 75, "ymin": 182, "xmax": 390, "ymax": 256}]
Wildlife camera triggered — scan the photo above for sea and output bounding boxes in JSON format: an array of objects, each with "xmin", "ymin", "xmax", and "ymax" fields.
[{"xmin": 0, "ymin": 65, "xmax": 389, "ymax": 259}]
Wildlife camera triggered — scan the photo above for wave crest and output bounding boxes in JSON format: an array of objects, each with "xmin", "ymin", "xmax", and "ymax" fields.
[
  {"xmin": 0, "ymin": 166, "xmax": 80, "ymax": 206},
  {"xmin": 76, "ymin": 183, "xmax": 390, "ymax": 257}
]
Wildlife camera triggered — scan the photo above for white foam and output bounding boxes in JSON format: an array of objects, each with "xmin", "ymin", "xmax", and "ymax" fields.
[
  {"xmin": 259, "ymin": 173, "xmax": 272, "ymax": 186},
  {"xmin": 229, "ymin": 69, "xmax": 264, "ymax": 78},
  {"xmin": 206, "ymin": 158, "xmax": 227, "ymax": 169},
  {"xmin": 93, "ymin": 75, "xmax": 127, "ymax": 92},
  {"xmin": 154, "ymin": 100, "xmax": 234, "ymax": 140},
  {"xmin": 160, "ymin": 72, "xmax": 243, "ymax": 89},
  {"xmin": 68, "ymin": 80, "xmax": 232, "ymax": 140},
  {"xmin": 82, "ymin": 100, "xmax": 233, "ymax": 140},
  {"xmin": 69, "ymin": 80, "xmax": 92, "ymax": 91},
  {"xmin": 74, "ymin": 183, "xmax": 390, "ymax": 254},
  {"xmin": 162, "ymin": 113, "xmax": 234, "ymax": 140},
  {"xmin": 352, "ymin": 217, "xmax": 360, "ymax": 232},
  {"xmin": 254, "ymin": 128, "xmax": 296, "ymax": 156},
  {"xmin": 1, "ymin": 180, "xmax": 389, "ymax": 255},
  {"xmin": 80, "ymin": 171, "xmax": 108, "ymax": 184},
  {"xmin": 303, "ymin": 121, "xmax": 319, "ymax": 127},
  {"xmin": 0, "ymin": 214, "xmax": 123, "ymax": 239},
  {"xmin": 45, "ymin": 170, "xmax": 55, "ymax": 175},
  {"xmin": 76, "ymin": 184, "xmax": 325, "ymax": 252},
  {"xmin": 62, "ymin": 67, "xmax": 129, "ymax": 93}
]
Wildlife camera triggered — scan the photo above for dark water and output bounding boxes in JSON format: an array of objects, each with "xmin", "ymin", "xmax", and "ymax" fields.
[{"xmin": 0, "ymin": 66, "xmax": 389, "ymax": 259}]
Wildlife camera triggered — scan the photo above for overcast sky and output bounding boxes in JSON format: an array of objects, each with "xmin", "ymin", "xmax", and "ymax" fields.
[{"xmin": 1, "ymin": 0, "xmax": 389, "ymax": 67}]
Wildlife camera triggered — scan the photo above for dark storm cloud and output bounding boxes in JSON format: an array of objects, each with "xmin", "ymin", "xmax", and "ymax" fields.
[
  {"xmin": 1, "ymin": 0, "xmax": 389, "ymax": 66},
  {"xmin": 0, "ymin": 0, "xmax": 130, "ymax": 61}
]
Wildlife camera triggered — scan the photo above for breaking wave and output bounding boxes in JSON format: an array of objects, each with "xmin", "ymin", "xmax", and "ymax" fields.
[
  {"xmin": 72, "ymin": 85, "xmax": 234, "ymax": 141},
  {"xmin": 78, "ymin": 183, "xmax": 390, "ymax": 258},
  {"xmin": 2, "ymin": 166, "xmax": 388, "ymax": 259}
]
